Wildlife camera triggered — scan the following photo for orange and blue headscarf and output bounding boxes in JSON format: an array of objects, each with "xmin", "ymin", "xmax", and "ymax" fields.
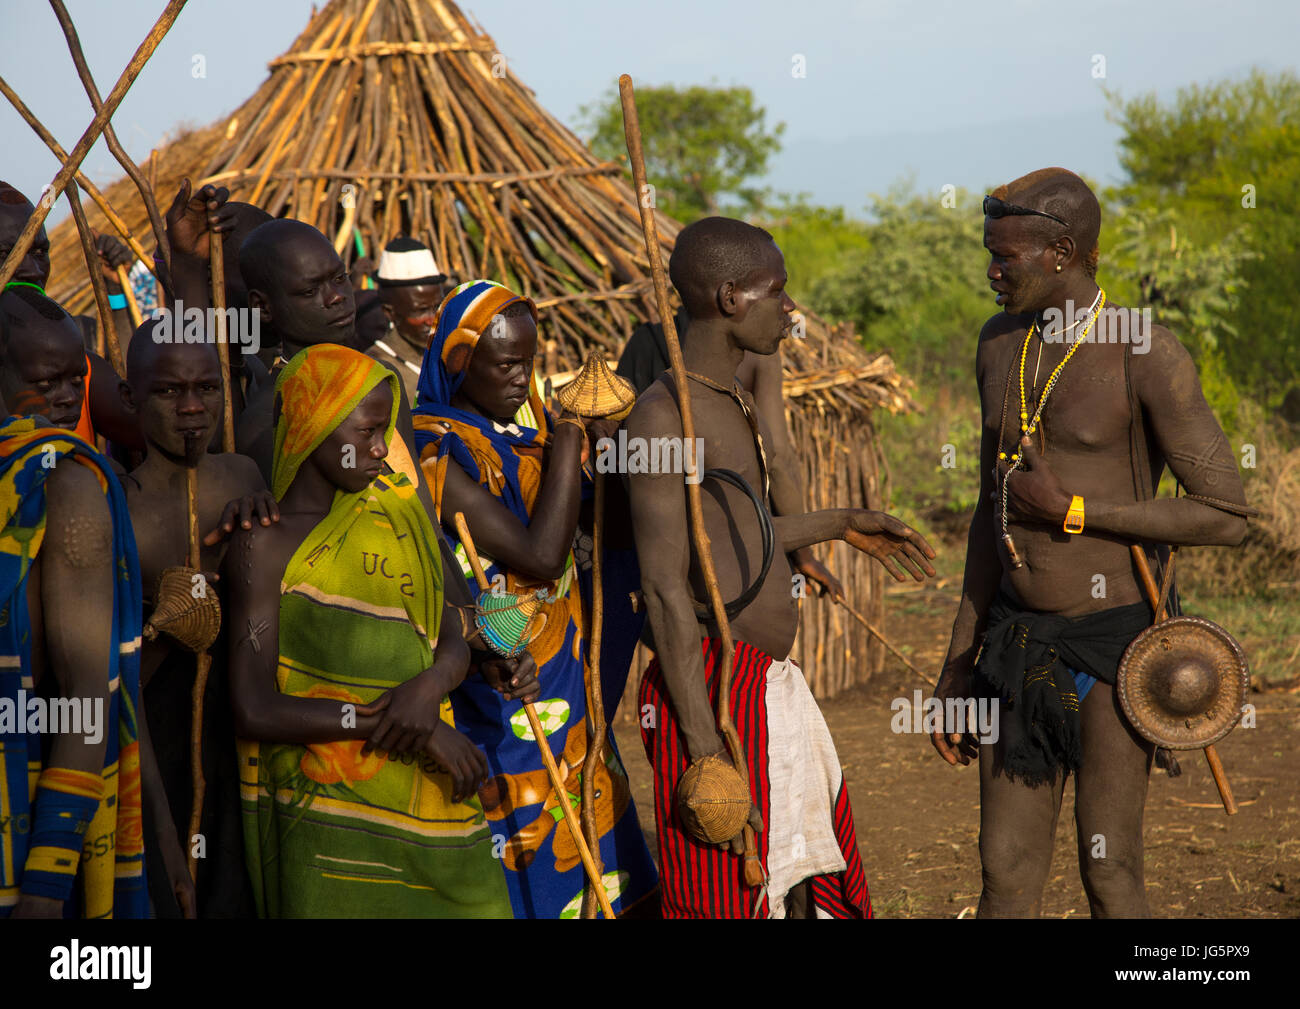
[
  {"xmin": 411, "ymin": 281, "xmax": 549, "ymax": 525},
  {"xmin": 271, "ymin": 343, "xmax": 400, "ymax": 501}
]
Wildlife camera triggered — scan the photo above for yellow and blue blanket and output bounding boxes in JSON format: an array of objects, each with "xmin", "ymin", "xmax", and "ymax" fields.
[{"xmin": 0, "ymin": 418, "xmax": 147, "ymax": 918}]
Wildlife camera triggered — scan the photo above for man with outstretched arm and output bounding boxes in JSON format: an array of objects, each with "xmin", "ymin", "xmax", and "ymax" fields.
[{"xmin": 627, "ymin": 216, "xmax": 936, "ymax": 918}]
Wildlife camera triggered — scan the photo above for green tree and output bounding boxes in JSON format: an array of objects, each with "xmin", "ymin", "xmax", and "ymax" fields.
[
  {"xmin": 808, "ymin": 184, "xmax": 990, "ymax": 390},
  {"xmin": 1105, "ymin": 70, "xmax": 1300, "ymax": 410},
  {"xmin": 579, "ymin": 83, "xmax": 785, "ymax": 221},
  {"xmin": 754, "ymin": 195, "xmax": 872, "ymax": 306}
]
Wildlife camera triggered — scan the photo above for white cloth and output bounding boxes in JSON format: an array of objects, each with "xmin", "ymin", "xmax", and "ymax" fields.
[{"xmin": 763, "ymin": 654, "xmax": 847, "ymax": 919}]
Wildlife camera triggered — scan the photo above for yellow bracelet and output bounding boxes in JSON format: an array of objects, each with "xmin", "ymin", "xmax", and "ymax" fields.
[{"xmin": 1064, "ymin": 495, "xmax": 1085, "ymax": 534}]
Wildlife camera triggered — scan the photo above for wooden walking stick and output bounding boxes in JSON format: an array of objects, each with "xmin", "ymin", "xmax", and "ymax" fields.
[
  {"xmin": 1129, "ymin": 545, "xmax": 1238, "ymax": 815},
  {"xmin": 452, "ymin": 512, "xmax": 616, "ymax": 918},
  {"xmin": 186, "ymin": 465, "xmax": 211, "ymax": 881},
  {"xmin": 64, "ymin": 185, "xmax": 119, "ymax": 373},
  {"xmin": 579, "ymin": 470, "xmax": 607, "ymax": 918},
  {"xmin": 51, "ymin": 0, "xmax": 174, "ymax": 275},
  {"xmin": 0, "ymin": 77, "xmax": 158, "ymax": 280},
  {"xmin": 834, "ymin": 596, "xmax": 937, "ymax": 688},
  {"xmin": 115, "ymin": 264, "xmax": 144, "ymax": 328},
  {"xmin": 0, "ymin": 0, "xmax": 188, "ymax": 291},
  {"xmin": 208, "ymin": 228, "xmax": 236, "ymax": 452},
  {"xmin": 619, "ymin": 75, "xmax": 764, "ymax": 889}
]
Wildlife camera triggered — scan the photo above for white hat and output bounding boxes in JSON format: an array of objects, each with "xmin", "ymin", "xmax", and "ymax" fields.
[{"xmin": 376, "ymin": 236, "xmax": 445, "ymax": 287}]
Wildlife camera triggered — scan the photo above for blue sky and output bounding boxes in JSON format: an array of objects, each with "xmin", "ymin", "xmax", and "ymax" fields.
[{"xmin": 1, "ymin": 0, "xmax": 1293, "ymax": 221}]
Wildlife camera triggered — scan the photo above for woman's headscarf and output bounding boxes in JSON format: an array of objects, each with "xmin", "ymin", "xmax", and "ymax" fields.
[
  {"xmin": 272, "ymin": 343, "xmax": 400, "ymax": 500},
  {"xmin": 411, "ymin": 281, "xmax": 551, "ymax": 523}
]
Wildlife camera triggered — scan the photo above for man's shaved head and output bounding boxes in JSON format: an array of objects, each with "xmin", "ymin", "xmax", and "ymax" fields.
[
  {"xmin": 669, "ymin": 216, "xmax": 780, "ymax": 318},
  {"xmin": 0, "ymin": 287, "xmax": 87, "ymax": 428},
  {"xmin": 238, "ymin": 218, "xmax": 328, "ymax": 295},
  {"xmin": 125, "ymin": 317, "xmax": 219, "ymax": 385},
  {"xmin": 221, "ymin": 201, "xmax": 273, "ymax": 309},
  {"xmin": 990, "ymin": 167, "xmax": 1102, "ymax": 277},
  {"xmin": 122, "ymin": 319, "xmax": 223, "ymax": 461},
  {"xmin": 238, "ymin": 218, "xmax": 355, "ymax": 351}
]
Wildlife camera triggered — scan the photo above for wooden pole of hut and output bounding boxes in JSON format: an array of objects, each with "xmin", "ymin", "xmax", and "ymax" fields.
[
  {"xmin": 0, "ymin": 77, "xmax": 158, "ymax": 281},
  {"xmin": 50, "ymin": 0, "xmax": 173, "ymax": 277},
  {"xmin": 0, "ymin": 0, "xmax": 188, "ymax": 290}
]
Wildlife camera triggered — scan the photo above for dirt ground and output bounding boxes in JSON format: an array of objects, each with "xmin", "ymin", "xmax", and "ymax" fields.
[{"xmin": 612, "ymin": 579, "xmax": 1300, "ymax": 918}]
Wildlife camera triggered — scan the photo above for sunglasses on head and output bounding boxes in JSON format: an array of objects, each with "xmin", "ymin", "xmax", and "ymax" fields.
[{"xmin": 983, "ymin": 194, "xmax": 1068, "ymax": 227}]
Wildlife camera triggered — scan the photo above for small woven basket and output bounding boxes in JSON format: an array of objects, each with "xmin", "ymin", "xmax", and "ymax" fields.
[
  {"xmin": 474, "ymin": 588, "xmax": 547, "ymax": 658},
  {"xmin": 144, "ymin": 565, "xmax": 222, "ymax": 653},
  {"xmin": 676, "ymin": 752, "xmax": 752, "ymax": 844}
]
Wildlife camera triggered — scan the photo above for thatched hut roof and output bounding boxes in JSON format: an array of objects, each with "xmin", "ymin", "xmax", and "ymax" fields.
[
  {"xmin": 44, "ymin": 0, "xmax": 914, "ymax": 695},
  {"xmin": 46, "ymin": 0, "xmax": 909, "ymax": 416}
]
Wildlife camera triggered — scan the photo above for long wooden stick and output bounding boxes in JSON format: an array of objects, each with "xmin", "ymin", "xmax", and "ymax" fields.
[
  {"xmin": 185, "ymin": 465, "xmax": 210, "ymax": 880},
  {"xmin": 618, "ymin": 75, "xmax": 763, "ymax": 888},
  {"xmin": 835, "ymin": 597, "xmax": 937, "ymax": 687},
  {"xmin": 0, "ymin": 0, "xmax": 187, "ymax": 291},
  {"xmin": 1129, "ymin": 544, "xmax": 1237, "ymax": 815},
  {"xmin": 50, "ymin": 0, "xmax": 173, "ymax": 275},
  {"xmin": 208, "ymin": 229, "xmax": 235, "ymax": 451},
  {"xmin": 0, "ymin": 76, "xmax": 158, "ymax": 279},
  {"xmin": 65, "ymin": 185, "xmax": 119, "ymax": 374},
  {"xmin": 115, "ymin": 265, "xmax": 143, "ymax": 328},
  {"xmin": 580, "ymin": 471, "xmax": 607, "ymax": 918},
  {"xmin": 452, "ymin": 512, "xmax": 615, "ymax": 918}
]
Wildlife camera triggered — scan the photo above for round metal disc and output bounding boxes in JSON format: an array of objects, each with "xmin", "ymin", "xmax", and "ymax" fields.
[{"xmin": 1117, "ymin": 615, "xmax": 1249, "ymax": 750}]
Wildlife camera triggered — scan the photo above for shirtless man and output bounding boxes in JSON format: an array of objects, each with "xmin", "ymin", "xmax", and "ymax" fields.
[
  {"xmin": 930, "ymin": 168, "xmax": 1249, "ymax": 918},
  {"xmin": 0, "ymin": 287, "xmax": 87, "ymax": 430},
  {"xmin": 120, "ymin": 328, "xmax": 267, "ymax": 916},
  {"xmin": 233, "ymin": 219, "xmax": 419, "ymax": 487},
  {"xmin": 618, "ymin": 310, "xmax": 842, "ymax": 598},
  {"xmin": 0, "ymin": 183, "xmax": 140, "ymax": 449},
  {"xmin": 626, "ymin": 217, "xmax": 936, "ymax": 917}
]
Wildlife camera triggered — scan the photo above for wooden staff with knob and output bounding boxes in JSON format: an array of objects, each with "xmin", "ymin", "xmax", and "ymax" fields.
[
  {"xmin": 115, "ymin": 264, "xmax": 143, "ymax": 328},
  {"xmin": 1129, "ymin": 544, "xmax": 1237, "ymax": 815},
  {"xmin": 579, "ymin": 469, "xmax": 607, "ymax": 918},
  {"xmin": 186, "ymin": 465, "xmax": 212, "ymax": 881},
  {"xmin": 208, "ymin": 228, "xmax": 236, "ymax": 452},
  {"xmin": 619, "ymin": 75, "xmax": 764, "ymax": 890},
  {"xmin": 453, "ymin": 512, "xmax": 616, "ymax": 918}
]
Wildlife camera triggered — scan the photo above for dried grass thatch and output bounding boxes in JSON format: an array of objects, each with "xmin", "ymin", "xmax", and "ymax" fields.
[{"xmin": 44, "ymin": 0, "xmax": 915, "ymax": 696}]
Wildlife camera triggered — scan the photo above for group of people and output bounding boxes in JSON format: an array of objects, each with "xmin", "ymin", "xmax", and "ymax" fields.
[{"xmin": 0, "ymin": 164, "xmax": 1249, "ymax": 919}]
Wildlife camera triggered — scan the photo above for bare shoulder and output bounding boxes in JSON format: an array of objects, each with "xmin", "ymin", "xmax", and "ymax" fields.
[
  {"xmin": 45, "ymin": 456, "xmax": 109, "ymax": 508},
  {"xmin": 212, "ymin": 450, "xmax": 268, "ymax": 492},
  {"xmin": 976, "ymin": 311, "xmax": 1027, "ymax": 380},
  {"xmin": 625, "ymin": 379, "xmax": 681, "ymax": 439},
  {"xmin": 227, "ymin": 520, "xmax": 286, "ymax": 570},
  {"xmin": 44, "ymin": 461, "xmax": 112, "ymax": 565},
  {"xmin": 1131, "ymin": 320, "xmax": 1193, "ymax": 373}
]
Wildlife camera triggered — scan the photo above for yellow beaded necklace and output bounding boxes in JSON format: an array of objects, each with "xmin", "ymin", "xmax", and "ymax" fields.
[
  {"xmin": 996, "ymin": 288, "xmax": 1106, "ymax": 567},
  {"xmin": 1000, "ymin": 288, "xmax": 1106, "ymax": 464}
]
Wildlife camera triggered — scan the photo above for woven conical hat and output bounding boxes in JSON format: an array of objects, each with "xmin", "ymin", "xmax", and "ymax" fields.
[
  {"xmin": 555, "ymin": 352, "xmax": 637, "ymax": 421},
  {"xmin": 1117, "ymin": 616, "xmax": 1249, "ymax": 750}
]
